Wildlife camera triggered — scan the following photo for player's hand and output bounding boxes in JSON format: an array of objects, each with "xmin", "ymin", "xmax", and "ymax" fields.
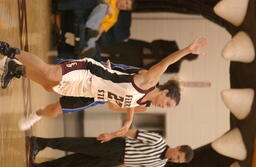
[
  {"xmin": 188, "ymin": 37, "xmax": 207, "ymax": 56},
  {"xmin": 97, "ymin": 133, "xmax": 114, "ymax": 143}
]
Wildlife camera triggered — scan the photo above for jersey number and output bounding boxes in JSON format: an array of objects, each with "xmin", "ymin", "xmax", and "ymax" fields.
[{"xmin": 108, "ymin": 92, "xmax": 124, "ymax": 107}]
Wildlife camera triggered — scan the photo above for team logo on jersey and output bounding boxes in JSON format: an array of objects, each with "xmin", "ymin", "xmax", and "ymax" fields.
[{"xmin": 66, "ymin": 62, "xmax": 78, "ymax": 68}]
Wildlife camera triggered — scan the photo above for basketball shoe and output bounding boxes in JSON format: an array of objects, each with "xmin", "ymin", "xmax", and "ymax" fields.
[{"xmin": 0, "ymin": 41, "xmax": 20, "ymax": 59}]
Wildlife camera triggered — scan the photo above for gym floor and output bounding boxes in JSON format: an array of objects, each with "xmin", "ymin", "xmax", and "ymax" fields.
[{"xmin": 0, "ymin": 0, "xmax": 64, "ymax": 166}]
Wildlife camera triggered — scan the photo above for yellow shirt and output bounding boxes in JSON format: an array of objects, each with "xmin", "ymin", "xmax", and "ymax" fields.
[{"xmin": 100, "ymin": 0, "xmax": 120, "ymax": 32}]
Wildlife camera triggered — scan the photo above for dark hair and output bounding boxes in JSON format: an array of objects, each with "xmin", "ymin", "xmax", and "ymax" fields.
[
  {"xmin": 179, "ymin": 145, "xmax": 194, "ymax": 163},
  {"xmin": 157, "ymin": 80, "xmax": 181, "ymax": 105}
]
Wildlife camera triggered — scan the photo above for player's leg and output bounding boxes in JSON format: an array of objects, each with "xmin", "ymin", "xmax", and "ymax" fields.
[
  {"xmin": 37, "ymin": 101, "xmax": 63, "ymax": 118},
  {"xmin": 18, "ymin": 101, "xmax": 62, "ymax": 131},
  {"xmin": 0, "ymin": 41, "xmax": 62, "ymax": 90},
  {"xmin": 16, "ymin": 51, "xmax": 62, "ymax": 89},
  {"xmin": 18, "ymin": 96, "xmax": 101, "ymax": 131},
  {"xmin": 0, "ymin": 57, "xmax": 61, "ymax": 91},
  {"xmin": 18, "ymin": 96, "xmax": 104, "ymax": 131},
  {"xmin": 0, "ymin": 57, "xmax": 60, "ymax": 91}
]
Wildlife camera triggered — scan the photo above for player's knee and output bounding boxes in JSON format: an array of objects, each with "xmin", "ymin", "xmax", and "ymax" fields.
[
  {"xmin": 43, "ymin": 85, "xmax": 53, "ymax": 92},
  {"xmin": 40, "ymin": 68, "xmax": 52, "ymax": 81},
  {"xmin": 42, "ymin": 66, "xmax": 61, "ymax": 84},
  {"xmin": 48, "ymin": 103, "xmax": 62, "ymax": 118}
]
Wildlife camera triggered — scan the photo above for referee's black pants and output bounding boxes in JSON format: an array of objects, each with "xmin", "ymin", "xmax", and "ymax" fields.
[{"xmin": 35, "ymin": 137, "xmax": 125, "ymax": 167}]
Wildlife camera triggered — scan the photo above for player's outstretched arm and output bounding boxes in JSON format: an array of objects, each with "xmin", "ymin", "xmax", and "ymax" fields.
[{"xmin": 136, "ymin": 37, "xmax": 207, "ymax": 88}]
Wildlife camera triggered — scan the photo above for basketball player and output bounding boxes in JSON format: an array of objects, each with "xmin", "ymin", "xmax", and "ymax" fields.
[
  {"xmin": 0, "ymin": 37, "xmax": 207, "ymax": 141},
  {"xmin": 0, "ymin": 58, "xmax": 144, "ymax": 131}
]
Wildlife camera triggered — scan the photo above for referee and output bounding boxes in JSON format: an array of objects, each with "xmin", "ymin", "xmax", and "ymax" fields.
[{"xmin": 32, "ymin": 129, "xmax": 194, "ymax": 167}]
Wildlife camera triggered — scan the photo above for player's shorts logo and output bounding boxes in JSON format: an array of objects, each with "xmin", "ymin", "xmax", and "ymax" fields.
[{"xmin": 66, "ymin": 62, "xmax": 78, "ymax": 68}]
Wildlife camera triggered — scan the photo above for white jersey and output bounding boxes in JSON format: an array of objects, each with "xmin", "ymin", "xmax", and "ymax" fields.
[{"xmin": 53, "ymin": 58, "xmax": 155, "ymax": 108}]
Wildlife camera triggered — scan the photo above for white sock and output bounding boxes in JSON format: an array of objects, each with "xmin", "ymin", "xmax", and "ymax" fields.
[{"xmin": 18, "ymin": 109, "xmax": 42, "ymax": 131}]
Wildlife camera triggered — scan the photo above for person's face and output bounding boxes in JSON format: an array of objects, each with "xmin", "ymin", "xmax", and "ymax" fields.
[
  {"xmin": 151, "ymin": 90, "xmax": 177, "ymax": 108},
  {"xmin": 168, "ymin": 147, "xmax": 186, "ymax": 163},
  {"xmin": 117, "ymin": 0, "xmax": 133, "ymax": 10}
]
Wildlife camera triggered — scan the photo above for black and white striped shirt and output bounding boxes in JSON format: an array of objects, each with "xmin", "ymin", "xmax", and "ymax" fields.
[{"xmin": 124, "ymin": 129, "xmax": 169, "ymax": 167}]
